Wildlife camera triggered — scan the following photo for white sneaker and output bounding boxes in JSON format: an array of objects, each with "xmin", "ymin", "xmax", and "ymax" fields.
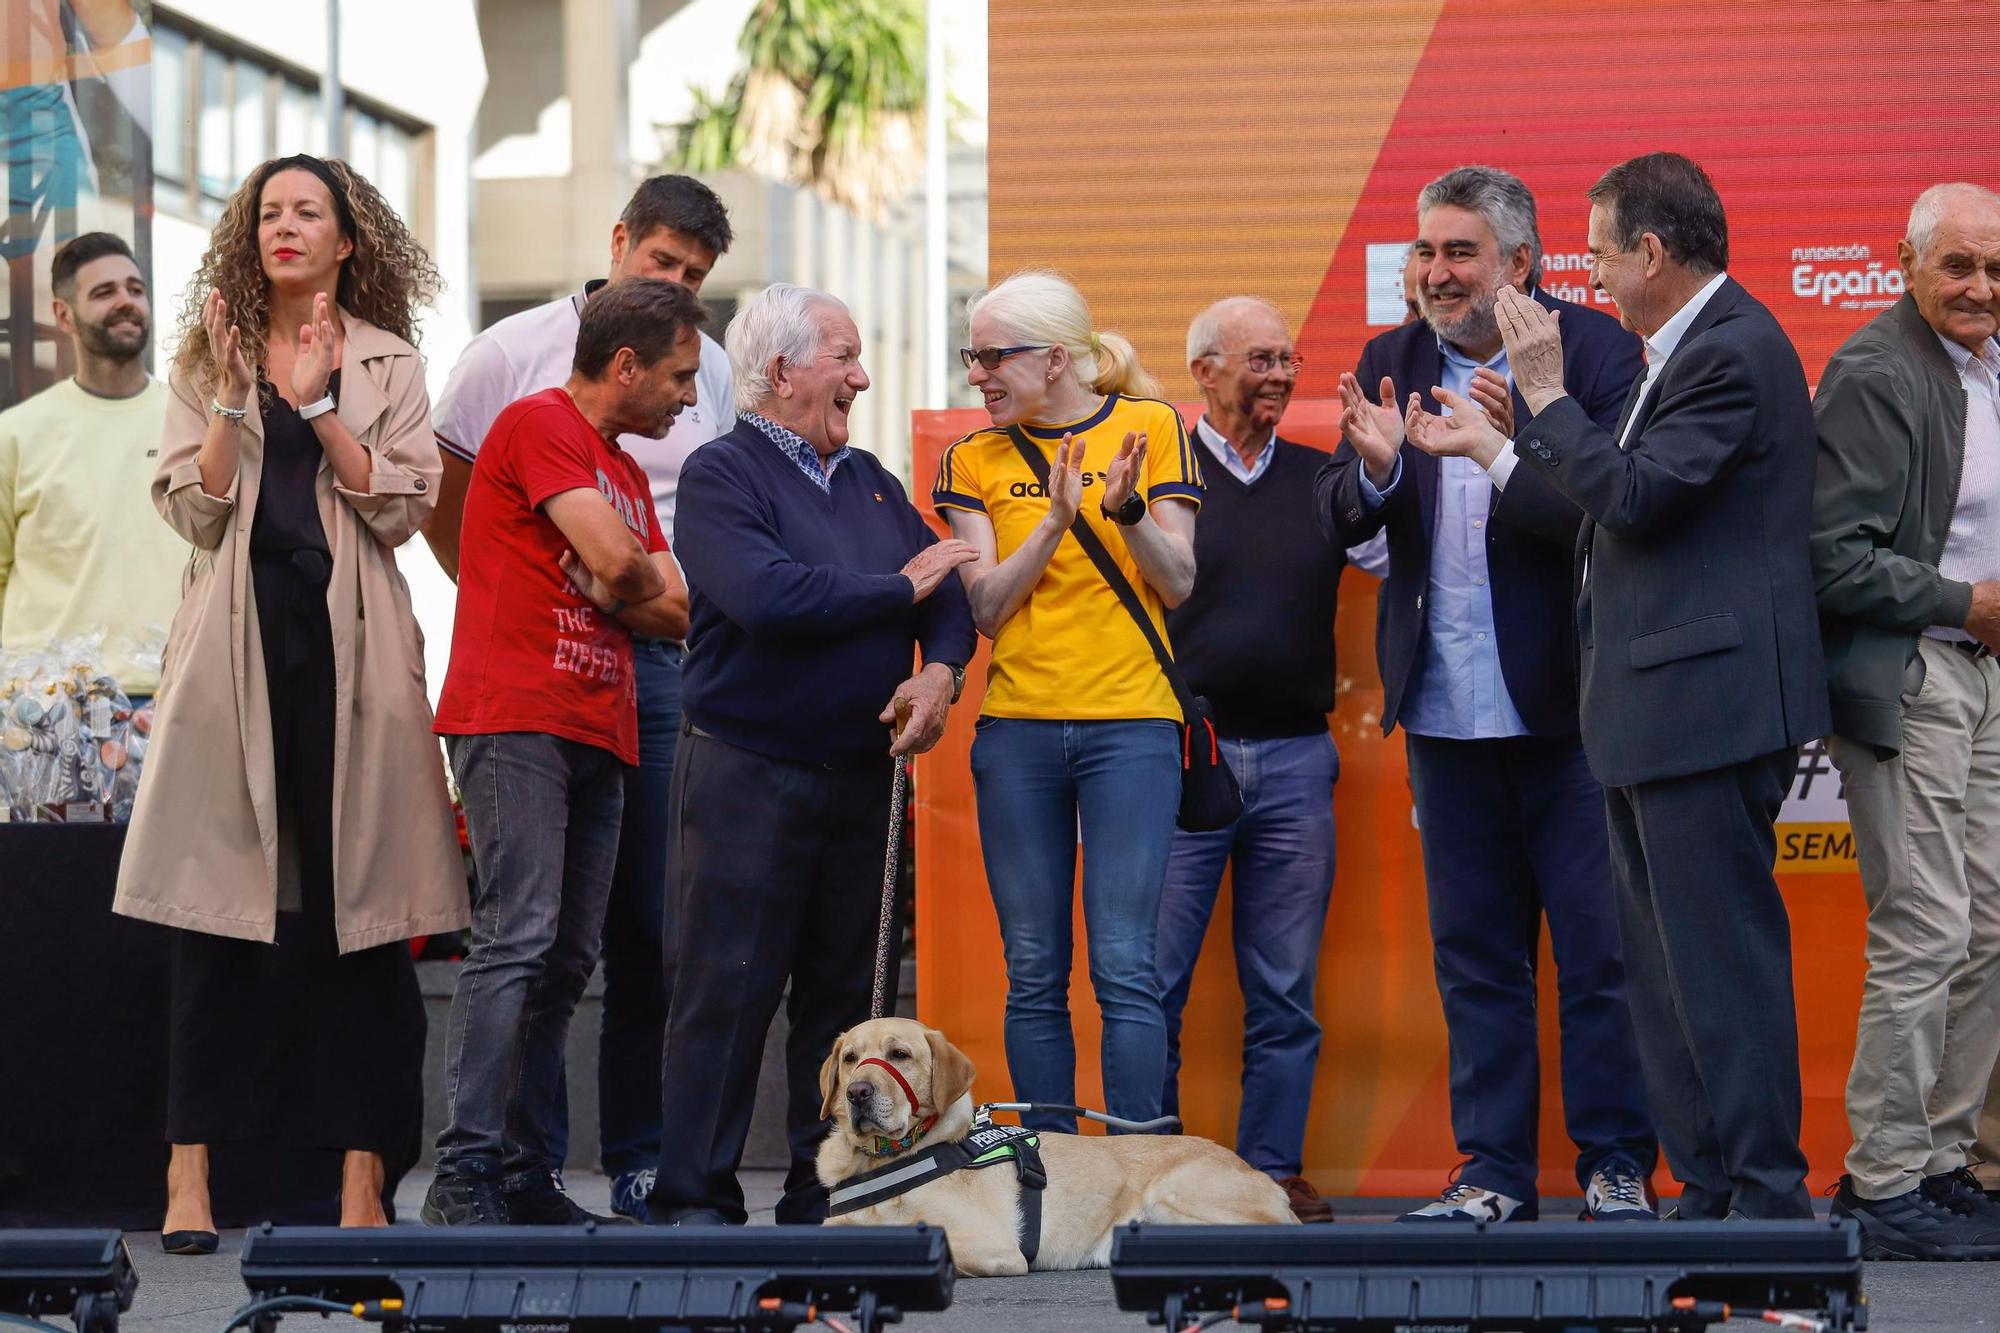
[
  {"xmin": 1398, "ymin": 1182, "xmax": 1533, "ymax": 1223},
  {"xmin": 1583, "ymin": 1157, "xmax": 1659, "ymax": 1221}
]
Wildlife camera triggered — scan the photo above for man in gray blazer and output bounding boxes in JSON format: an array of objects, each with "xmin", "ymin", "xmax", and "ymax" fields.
[
  {"xmin": 1403, "ymin": 152, "xmax": 1828, "ymax": 1219},
  {"xmin": 1812, "ymin": 182, "xmax": 2000, "ymax": 1260}
]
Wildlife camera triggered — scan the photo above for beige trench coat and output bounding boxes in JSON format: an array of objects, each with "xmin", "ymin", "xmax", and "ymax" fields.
[{"xmin": 114, "ymin": 312, "xmax": 469, "ymax": 953}]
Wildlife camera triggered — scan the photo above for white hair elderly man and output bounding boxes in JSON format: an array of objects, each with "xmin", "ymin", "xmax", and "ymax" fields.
[
  {"xmin": 1812, "ymin": 181, "xmax": 2000, "ymax": 1258},
  {"xmin": 648, "ymin": 283, "xmax": 978, "ymax": 1228}
]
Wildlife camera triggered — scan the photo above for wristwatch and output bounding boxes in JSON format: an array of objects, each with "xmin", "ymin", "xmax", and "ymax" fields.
[
  {"xmin": 1101, "ymin": 492, "xmax": 1146, "ymax": 526},
  {"xmin": 943, "ymin": 663, "xmax": 966, "ymax": 704},
  {"xmin": 299, "ymin": 392, "xmax": 338, "ymax": 420}
]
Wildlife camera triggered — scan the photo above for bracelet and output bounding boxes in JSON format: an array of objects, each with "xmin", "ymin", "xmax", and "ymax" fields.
[{"xmin": 209, "ymin": 398, "xmax": 247, "ymax": 421}]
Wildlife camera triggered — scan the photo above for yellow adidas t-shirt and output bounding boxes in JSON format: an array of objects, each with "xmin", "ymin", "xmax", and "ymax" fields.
[{"xmin": 932, "ymin": 394, "xmax": 1203, "ymax": 722}]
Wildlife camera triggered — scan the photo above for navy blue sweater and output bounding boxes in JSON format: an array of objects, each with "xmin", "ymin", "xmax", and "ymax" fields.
[{"xmin": 675, "ymin": 420, "xmax": 976, "ymax": 767}]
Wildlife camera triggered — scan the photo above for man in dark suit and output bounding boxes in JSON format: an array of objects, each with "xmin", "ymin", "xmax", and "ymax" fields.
[
  {"xmin": 1317, "ymin": 166, "xmax": 1657, "ymax": 1223},
  {"xmin": 1406, "ymin": 152, "xmax": 1830, "ymax": 1219}
]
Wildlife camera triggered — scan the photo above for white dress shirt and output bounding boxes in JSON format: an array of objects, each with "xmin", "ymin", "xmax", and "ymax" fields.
[
  {"xmin": 1618, "ymin": 270, "xmax": 1731, "ymax": 449},
  {"xmin": 1927, "ymin": 333, "xmax": 2000, "ymax": 644}
]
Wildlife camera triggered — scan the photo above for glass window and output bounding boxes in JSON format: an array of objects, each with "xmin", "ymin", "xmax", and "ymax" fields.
[
  {"xmin": 377, "ymin": 123, "xmax": 412, "ymax": 223},
  {"xmin": 347, "ymin": 110, "xmax": 379, "ymax": 184},
  {"xmin": 276, "ymin": 81, "xmax": 321, "ymax": 157},
  {"xmin": 152, "ymin": 27, "xmax": 189, "ymax": 183},
  {"xmin": 196, "ymin": 47, "xmax": 231, "ymax": 199},
  {"xmin": 233, "ymin": 58, "xmax": 270, "ymax": 183}
]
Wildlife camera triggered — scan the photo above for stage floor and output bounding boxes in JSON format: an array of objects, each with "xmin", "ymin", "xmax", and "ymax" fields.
[{"xmin": 107, "ymin": 1171, "xmax": 1994, "ymax": 1333}]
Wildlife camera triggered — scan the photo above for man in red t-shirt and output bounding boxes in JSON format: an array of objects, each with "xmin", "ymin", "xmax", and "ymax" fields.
[{"xmin": 426, "ymin": 280, "xmax": 705, "ymax": 1227}]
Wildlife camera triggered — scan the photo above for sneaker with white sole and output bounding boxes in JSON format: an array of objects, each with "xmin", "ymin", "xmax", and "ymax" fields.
[
  {"xmin": 1583, "ymin": 1155, "xmax": 1659, "ymax": 1221},
  {"xmin": 611, "ymin": 1168, "xmax": 656, "ymax": 1223},
  {"xmin": 1398, "ymin": 1182, "xmax": 1534, "ymax": 1223}
]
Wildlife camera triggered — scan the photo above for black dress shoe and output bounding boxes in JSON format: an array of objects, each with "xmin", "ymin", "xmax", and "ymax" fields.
[{"xmin": 161, "ymin": 1229, "xmax": 218, "ymax": 1256}]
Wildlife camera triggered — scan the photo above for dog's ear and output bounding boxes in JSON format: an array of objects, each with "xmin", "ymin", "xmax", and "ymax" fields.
[
  {"xmin": 924, "ymin": 1028, "xmax": 977, "ymax": 1113},
  {"xmin": 818, "ymin": 1031, "xmax": 847, "ymax": 1122}
]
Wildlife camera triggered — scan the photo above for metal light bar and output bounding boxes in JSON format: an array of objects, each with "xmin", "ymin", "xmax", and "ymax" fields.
[
  {"xmin": 0, "ymin": 1231, "xmax": 137, "ymax": 1333},
  {"xmin": 237, "ymin": 1225, "xmax": 954, "ymax": 1333},
  {"xmin": 1108, "ymin": 1220, "xmax": 1865, "ymax": 1332}
]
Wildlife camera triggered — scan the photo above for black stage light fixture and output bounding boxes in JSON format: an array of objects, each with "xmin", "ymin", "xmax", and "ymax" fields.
[
  {"xmin": 236, "ymin": 1225, "xmax": 954, "ymax": 1333},
  {"xmin": 0, "ymin": 1231, "xmax": 138, "ymax": 1333},
  {"xmin": 1109, "ymin": 1220, "xmax": 1865, "ymax": 1332}
]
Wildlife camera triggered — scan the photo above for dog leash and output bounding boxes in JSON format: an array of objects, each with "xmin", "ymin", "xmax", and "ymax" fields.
[{"xmin": 870, "ymin": 698, "xmax": 912, "ymax": 1020}]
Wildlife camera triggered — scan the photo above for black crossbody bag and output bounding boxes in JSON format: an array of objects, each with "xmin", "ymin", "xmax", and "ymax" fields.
[{"xmin": 1004, "ymin": 427, "xmax": 1242, "ymax": 832}]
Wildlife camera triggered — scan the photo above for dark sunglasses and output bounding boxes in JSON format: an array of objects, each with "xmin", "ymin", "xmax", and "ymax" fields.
[{"xmin": 959, "ymin": 344, "xmax": 1050, "ymax": 371}]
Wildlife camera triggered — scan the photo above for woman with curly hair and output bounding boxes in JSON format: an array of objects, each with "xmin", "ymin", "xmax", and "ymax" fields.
[{"xmin": 114, "ymin": 154, "xmax": 467, "ymax": 1249}]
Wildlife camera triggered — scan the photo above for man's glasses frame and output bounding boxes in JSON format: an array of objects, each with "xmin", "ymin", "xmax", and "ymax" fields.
[
  {"xmin": 959, "ymin": 344, "xmax": 1050, "ymax": 371},
  {"xmin": 1210, "ymin": 350, "xmax": 1305, "ymax": 376}
]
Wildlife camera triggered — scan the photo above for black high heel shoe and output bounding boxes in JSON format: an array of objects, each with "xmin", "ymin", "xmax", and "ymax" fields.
[{"xmin": 161, "ymin": 1229, "xmax": 218, "ymax": 1256}]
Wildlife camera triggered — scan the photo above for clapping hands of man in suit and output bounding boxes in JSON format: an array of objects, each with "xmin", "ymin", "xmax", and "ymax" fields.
[{"xmin": 1343, "ymin": 365, "xmax": 1517, "ymax": 475}]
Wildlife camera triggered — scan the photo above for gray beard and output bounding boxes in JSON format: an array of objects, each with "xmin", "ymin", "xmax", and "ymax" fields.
[{"xmin": 1423, "ymin": 293, "xmax": 1499, "ymax": 355}]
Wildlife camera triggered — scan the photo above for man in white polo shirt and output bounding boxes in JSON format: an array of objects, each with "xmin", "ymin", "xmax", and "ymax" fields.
[{"xmin": 425, "ymin": 174, "xmax": 735, "ymax": 1222}]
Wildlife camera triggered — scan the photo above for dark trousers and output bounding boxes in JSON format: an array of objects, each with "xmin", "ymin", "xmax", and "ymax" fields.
[
  {"xmin": 435, "ymin": 732, "xmax": 626, "ymax": 1180},
  {"xmin": 650, "ymin": 727, "xmax": 895, "ymax": 1224},
  {"xmin": 540, "ymin": 642, "xmax": 683, "ymax": 1176},
  {"xmin": 1606, "ymin": 747, "xmax": 1812, "ymax": 1219},
  {"xmin": 167, "ymin": 568, "xmax": 422, "ymax": 1162},
  {"xmin": 1405, "ymin": 732, "xmax": 1656, "ymax": 1202}
]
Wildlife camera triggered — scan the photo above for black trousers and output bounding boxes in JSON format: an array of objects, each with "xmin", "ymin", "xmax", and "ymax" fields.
[
  {"xmin": 651, "ymin": 727, "xmax": 896, "ymax": 1224},
  {"xmin": 164, "ymin": 553, "xmax": 423, "ymax": 1163},
  {"xmin": 1605, "ymin": 747, "xmax": 1812, "ymax": 1219}
]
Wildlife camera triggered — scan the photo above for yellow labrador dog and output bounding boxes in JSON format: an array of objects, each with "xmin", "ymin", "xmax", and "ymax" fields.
[{"xmin": 816, "ymin": 1018, "xmax": 1296, "ymax": 1276}]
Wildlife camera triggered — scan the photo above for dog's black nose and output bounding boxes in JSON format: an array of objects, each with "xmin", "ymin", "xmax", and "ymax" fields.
[{"xmin": 846, "ymin": 1080, "xmax": 875, "ymax": 1106}]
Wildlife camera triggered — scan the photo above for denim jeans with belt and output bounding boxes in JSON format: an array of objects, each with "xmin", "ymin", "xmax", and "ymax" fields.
[
  {"xmin": 970, "ymin": 716, "xmax": 1181, "ymax": 1131},
  {"xmin": 1156, "ymin": 731, "xmax": 1338, "ymax": 1176},
  {"xmin": 434, "ymin": 731, "xmax": 625, "ymax": 1182}
]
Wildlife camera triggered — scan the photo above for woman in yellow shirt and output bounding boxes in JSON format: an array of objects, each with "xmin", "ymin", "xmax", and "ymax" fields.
[{"xmin": 933, "ymin": 270, "xmax": 1202, "ymax": 1131}]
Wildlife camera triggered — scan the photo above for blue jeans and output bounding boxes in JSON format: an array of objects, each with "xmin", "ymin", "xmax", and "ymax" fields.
[
  {"xmin": 540, "ymin": 641, "xmax": 681, "ymax": 1177},
  {"xmin": 1157, "ymin": 731, "xmax": 1338, "ymax": 1176},
  {"xmin": 435, "ymin": 731, "xmax": 625, "ymax": 1180},
  {"xmin": 970, "ymin": 717, "xmax": 1181, "ymax": 1132},
  {"xmin": 1404, "ymin": 732, "xmax": 1656, "ymax": 1201}
]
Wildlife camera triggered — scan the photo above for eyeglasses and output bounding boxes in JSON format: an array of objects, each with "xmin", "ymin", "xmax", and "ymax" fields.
[
  {"xmin": 1212, "ymin": 351, "xmax": 1305, "ymax": 376},
  {"xmin": 959, "ymin": 344, "xmax": 1049, "ymax": 371}
]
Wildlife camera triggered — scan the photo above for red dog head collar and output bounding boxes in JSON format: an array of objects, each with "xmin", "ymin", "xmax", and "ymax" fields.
[{"xmin": 855, "ymin": 1056, "xmax": 939, "ymax": 1156}]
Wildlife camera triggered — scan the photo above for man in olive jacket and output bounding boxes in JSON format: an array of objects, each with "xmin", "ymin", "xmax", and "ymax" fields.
[{"xmin": 1811, "ymin": 181, "xmax": 2000, "ymax": 1259}]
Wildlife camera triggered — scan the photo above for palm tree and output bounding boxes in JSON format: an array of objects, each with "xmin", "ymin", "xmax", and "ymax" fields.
[{"xmin": 667, "ymin": 0, "xmax": 926, "ymax": 221}]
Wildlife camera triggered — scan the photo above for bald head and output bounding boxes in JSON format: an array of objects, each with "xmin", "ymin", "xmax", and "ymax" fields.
[
  {"xmin": 1187, "ymin": 296, "xmax": 1286, "ymax": 365},
  {"xmin": 1187, "ymin": 296, "xmax": 1298, "ymax": 441}
]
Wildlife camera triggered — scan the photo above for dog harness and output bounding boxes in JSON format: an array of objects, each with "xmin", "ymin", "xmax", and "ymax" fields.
[{"xmin": 828, "ymin": 1118, "xmax": 1048, "ymax": 1266}]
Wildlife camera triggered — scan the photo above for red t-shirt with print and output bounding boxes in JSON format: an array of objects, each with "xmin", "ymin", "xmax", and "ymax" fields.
[{"xmin": 435, "ymin": 387, "xmax": 666, "ymax": 764}]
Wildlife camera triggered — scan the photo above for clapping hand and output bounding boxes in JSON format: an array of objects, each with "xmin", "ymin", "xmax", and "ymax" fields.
[
  {"xmin": 1405, "ymin": 385, "xmax": 1509, "ymax": 467},
  {"xmin": 1338, "ymin": 372, "xmax": 1405, "ymax": 488},
  {"xmin": 1467, "ymin": 366, "xmax": 1515, "ymax": 437},
  {"xmin": 292, "ymin": 292, "xmax": 338, "ymax": 408},
  {"xmin": 202, "ymin": 290, "xmax": 253, "ymax": 410},
  {"xmin": 1043, "ymin": 432, "xmax": 1085, "ymax": 529},
  {"xmin": 1493, "ymin": 286, "xmax": 1566, "ymax": 415},
  {"xmin": 1101, "ymin": 431, "xmax": 1148, "ymax": 513}
]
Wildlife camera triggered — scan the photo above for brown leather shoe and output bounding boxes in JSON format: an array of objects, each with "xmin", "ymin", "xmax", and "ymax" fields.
[{"xmin": 1278, "ymin": 1175, "xmax": 1335, "ymax": 1223}]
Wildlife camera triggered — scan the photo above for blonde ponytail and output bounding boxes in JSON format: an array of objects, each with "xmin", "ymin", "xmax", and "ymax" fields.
[{"xmin": 1086, "ymin": 330, "xmax": 1159, "ymax": 399}]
